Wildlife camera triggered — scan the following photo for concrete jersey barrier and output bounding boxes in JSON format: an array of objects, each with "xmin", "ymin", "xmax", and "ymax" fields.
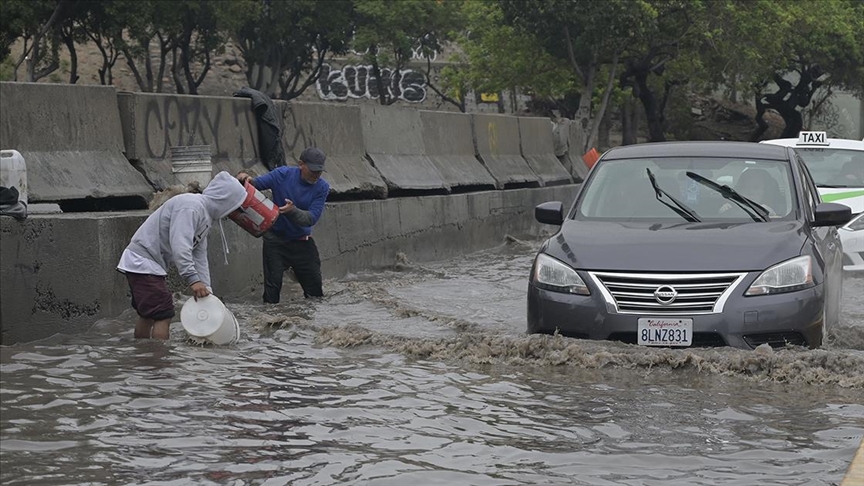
[
  {"xmin": 117, "ymin": 92, "xmax": 268, "ymax": 189},
  {"xmin": 360, "ymin": 105, "xmax": 449, "ymax": 195},
  {"xmin": 420, "ymin": 111, "xmax": 497, "ymax": 193},
  {"xmin": 471, "ymin": 113, "xmax": 540, "ymax": 189},
  {"xmin": 566, "ymin": 121, "xmax": 591, "ymax": 181},
  {"xmin": 0, "ymin": 82, "xmax": 152, "ymax": 204},
  {"xmin": 280, "ymin": 102, "xmax": 387, "ymax": 200},
  {"xmin": 518, "ymin": 116, "xmax": 573, "ymax": 186}
]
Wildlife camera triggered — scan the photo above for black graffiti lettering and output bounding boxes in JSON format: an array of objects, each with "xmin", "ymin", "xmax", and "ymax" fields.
[
  {"xmin": 141, "ymin": 96, "xmax": 258, "ymax": 162},
  {"xmin": 315, "ymin": 63, "xmax": 428, "ymax": 103}
]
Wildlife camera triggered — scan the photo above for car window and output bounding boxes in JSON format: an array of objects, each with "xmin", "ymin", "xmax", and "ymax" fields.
[
  {"xmin": 792, "ymin": 148, "xmax": 864, "ymax": 187},
  {"xmin": 576, "ymin": 157, "xmax": 797, "ymax": 222}
]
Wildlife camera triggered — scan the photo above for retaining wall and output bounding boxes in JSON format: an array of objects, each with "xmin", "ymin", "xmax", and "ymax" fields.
[
  {"xmin": 518, "ymin": 116, "xmax": 572, "ymax": 186},
  {"xmin": 0, "ymin": 184, "xmax": 579, "ymax": 345}
]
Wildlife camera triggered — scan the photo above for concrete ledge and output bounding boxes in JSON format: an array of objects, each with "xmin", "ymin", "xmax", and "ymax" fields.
[
  {"xmin": 472, "ymin": 113, "xmax": 540, "ymax": 189},
  {"xmin": 0, "ymin": 82, "xmax": 152, "ymax": 203},
  {"xmin": 0, "ymin": 184, "xmax": 579, "ymax": 344},
  {"xmin": 280, "ymin": 102, "xmax": 387, "ymax": 199},
  {"xmin": 843, "ymin": 438, "xmax": 864, "ymax": 486}
]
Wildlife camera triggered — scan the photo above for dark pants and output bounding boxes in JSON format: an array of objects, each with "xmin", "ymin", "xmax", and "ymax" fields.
[
  {"xmin": 125, "ymin": 272, "xmax": 175, "ymax": 320},
  {"xmin": 262, "ymin": 232, "xmax": 323, "ymax": 303}
]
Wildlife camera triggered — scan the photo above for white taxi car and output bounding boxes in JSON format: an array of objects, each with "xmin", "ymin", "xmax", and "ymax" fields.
[{"xmin": 762, "ymin": 132, "xmax": 864, "ymax": 272}]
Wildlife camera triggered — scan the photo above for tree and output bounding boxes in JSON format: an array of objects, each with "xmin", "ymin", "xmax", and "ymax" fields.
[
  {"xmin": 171, "ymin": 0, "xmax": 227, "ymax": 95},
  {"xmin": 223, "ymin": 0, "xmax": 354, "ymax": 100},
  {"xmin": 618, "ymin": 0, "xmax": 713, "ymax": 142},
  {"xmin": 445, "ymin": 0, "xmax": 573, "ymax": 114},
  {"xmin": 117, "ymin": 0, "xmax": 180, "ymax": 93},
  {"xmin": 0, "ymin": 0, "xmax": 74, "ymax": 82},
  {"xmin": 498, "ymin": 0, "xmax": 643, "ymax": 153},
  {"xmin": 353, "ymin": 0, "xmax": 457, "ymax": 105},
  {"xmin": 729, "ymin": 0, "xmax": 864, "ymax": 140},
  {"xmin": 77, "ymin": 0, "xmax": 125, "ymax": 85}
]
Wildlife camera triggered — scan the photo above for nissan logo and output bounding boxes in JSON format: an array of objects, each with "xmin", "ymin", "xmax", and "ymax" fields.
[{"xmin": 654, "ymin": 285, "xmax": 678, "ymax": 305}]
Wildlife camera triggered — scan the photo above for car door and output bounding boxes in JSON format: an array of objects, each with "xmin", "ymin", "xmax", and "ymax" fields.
[{"xmin": 796, "ymin": 155, "xmax": 843, "ymax": 324}]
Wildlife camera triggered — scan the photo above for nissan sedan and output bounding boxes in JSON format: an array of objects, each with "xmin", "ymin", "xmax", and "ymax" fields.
[{"xmin": 528, "ymin": 142, "xmax": 852, "ymax": 349}]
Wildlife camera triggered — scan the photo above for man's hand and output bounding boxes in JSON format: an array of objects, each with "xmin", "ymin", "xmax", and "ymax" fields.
[
  {"xmin": 237, "ymin": 171, "xmax": 251, "ymax": 185},
  {"xmin": 190, "ymin": 281, "xmax": 210, "ymax": 300},
  {"xmin": 279, "ymin": 198, "xmax": 295, "ymax": 215}
]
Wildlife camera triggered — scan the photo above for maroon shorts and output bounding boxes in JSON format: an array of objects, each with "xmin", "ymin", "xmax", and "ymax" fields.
[{"xmin": 125, "ymin": 273, "xmax": 175, "ymax": 320}]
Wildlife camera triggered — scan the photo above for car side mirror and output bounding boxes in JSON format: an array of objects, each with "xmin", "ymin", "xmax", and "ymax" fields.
[
  {"xmin": 813, "ymin": 202, "xmax": 852, "ymax": 227},
  {"xmin": 535, "ymin": 201, "xmax": 564, "ymax": 225}
]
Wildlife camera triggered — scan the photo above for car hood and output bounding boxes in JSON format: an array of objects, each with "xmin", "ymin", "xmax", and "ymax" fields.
[{"xmin": 543, "ymin": 220, "xmax": 808, "ymax": 272}]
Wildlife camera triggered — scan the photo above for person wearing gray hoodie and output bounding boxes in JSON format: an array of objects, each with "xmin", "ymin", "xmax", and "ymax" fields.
[{"xmin": 117, "ymin": 171, "xmax": 247, "ymax": 339}]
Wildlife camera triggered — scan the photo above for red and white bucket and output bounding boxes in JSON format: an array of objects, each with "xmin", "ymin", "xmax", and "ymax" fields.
[{"xmin": 229, "ymin": 181, "xmax": 279, "ymax": 237}]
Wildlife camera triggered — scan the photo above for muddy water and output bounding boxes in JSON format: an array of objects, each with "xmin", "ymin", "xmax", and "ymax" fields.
[{"xmin": 2, "ymin": 240, "xmax": 863, "ymax": 485}]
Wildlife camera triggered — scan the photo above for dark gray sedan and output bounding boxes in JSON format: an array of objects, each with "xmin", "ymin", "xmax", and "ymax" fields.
[{"xmin": 528, "ymin": 142, "xmax": 852, "ymax": 349}]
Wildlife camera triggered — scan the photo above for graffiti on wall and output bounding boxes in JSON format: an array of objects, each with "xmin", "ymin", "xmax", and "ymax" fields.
[
  {"xmin": 141, "ymin": 96, "xmax": 258, "ymax": 162},
  {"xmin": 316, "ymin": 63, "xmax": 427, "ymax": 103}
]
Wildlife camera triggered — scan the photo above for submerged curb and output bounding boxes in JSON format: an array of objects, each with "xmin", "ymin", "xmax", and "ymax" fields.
[{"xmin": 842, "ymin": 438, "xmax": 864, "ymax": 486}]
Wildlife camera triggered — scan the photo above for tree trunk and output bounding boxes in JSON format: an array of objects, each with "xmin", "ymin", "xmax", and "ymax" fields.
[
  {"xmin": 61, "ymin": 24, "xmax": 79, "ymax": 84},
  {"xmin": 621, "ymin": 96, "xmax": 638, "ymax": 145}
]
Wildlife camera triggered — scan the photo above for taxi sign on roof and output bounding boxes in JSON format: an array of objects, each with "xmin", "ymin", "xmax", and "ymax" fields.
[{"xmin": 798, "ymin": 131, "xmax": 829, "ymax": 145}]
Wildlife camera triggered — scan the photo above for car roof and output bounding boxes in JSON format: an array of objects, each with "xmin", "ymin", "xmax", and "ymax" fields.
[
  {"xmin": 761, "ymin": 138, "xmax": 864, "ymax": 151},
  {"xmin": 602, "ymin": 141, "xmax": 790, "ymax": 161}
]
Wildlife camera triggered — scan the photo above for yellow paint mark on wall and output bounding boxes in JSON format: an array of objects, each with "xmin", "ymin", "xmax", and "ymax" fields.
[
  {"xmin": 480, "ymin": 93, "xmax": 499, "ymax": 103},
  {"xmin": 487, "ymin": 122, "xmax": 498, "ymax": 153}
]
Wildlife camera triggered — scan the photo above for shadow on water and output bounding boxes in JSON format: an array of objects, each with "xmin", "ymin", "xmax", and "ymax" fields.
[{"xmin": 2, "ymin": 238, "xmax": 863, "ymax": 485}]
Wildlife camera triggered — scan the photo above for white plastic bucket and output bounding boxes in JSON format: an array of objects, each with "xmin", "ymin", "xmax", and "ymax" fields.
[
  {"xmin": 180, "ymin": 295, "xmax": 240, "ymax": 345},
  {"xmin": 0, "ymin": 149, "xmax": 27, "ymax": 205},
  {"xmin": 171, "ymin": 145, "xmax": 212, "ymax": 187}
]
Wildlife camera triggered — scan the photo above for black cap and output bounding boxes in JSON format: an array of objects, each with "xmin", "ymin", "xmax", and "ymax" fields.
[{"xmin": 300, "ymin": 147, "xmax": 326, "ymax": 171}]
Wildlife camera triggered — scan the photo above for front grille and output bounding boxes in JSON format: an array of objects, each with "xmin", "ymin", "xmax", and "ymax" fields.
[
  {"xmin": 589, "ymin": 272, "xmax": 746, "ymax": 315},
  {"xmin": 743, "ymin": 332, "xmax": 807, "ymax": 348},
  {"xmin": 608, "ymin": 332, "xmax": 727, "ymax": 348}
]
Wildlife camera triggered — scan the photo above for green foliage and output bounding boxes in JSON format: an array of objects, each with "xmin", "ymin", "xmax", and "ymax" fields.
[
  {"xmin": 451, "ymin": 0, "xmax": 573, "ymax": 100},
  {"xmin": 353, "ymin": 0, "xmax": 459, "ymax": 104},
  {"xmin": 222, "ymin": 0, "xmax": 353, "ymax": 99}
]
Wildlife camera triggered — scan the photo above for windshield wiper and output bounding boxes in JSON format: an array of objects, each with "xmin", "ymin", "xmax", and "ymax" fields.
[
  {"xmin": 685, "ymin": 171, "xmax": 769, "ymax": 222},
  {"xmin": 646, "ymin": 168, "xmax": 701, "ymax": 222}
]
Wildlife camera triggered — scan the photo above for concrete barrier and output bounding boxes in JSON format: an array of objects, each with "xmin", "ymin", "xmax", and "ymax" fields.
[
  {"xmin": 280, "ymin": 101, "xmax": 387, "ymax": 200},
  {"xmin": 360, "ymin": 105, "xmax": 449, "ymax": 195},
  {"xmin": 566, "ymin": 121, "xmax": 591, "ymax": 182},
  {"xmin": 117, "ymin": 92, "xmax": 268, "ymax": 189},
  {"xmin": 0, "ymin": 184, "xmax": 580, "ymax": 344},
  {"xmin": 0, "ymin": 82, "xmax": 152, "ymax": 205},
  {"xmin": 518, "ymin": 117, "xmax": 572, "ymax": 186},
  {"xmin": 472, "ymin": 113, "xmax": 540, "ymax": 189},
  {"xmin": 420, "ymin": 111, "xmax": 497, "ymax": 193}
]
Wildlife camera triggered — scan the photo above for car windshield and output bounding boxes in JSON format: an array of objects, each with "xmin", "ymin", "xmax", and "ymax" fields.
[
  {"xmin": 576, "ymin": 157, "xmax": 797, "ymax": 222},
  {"xmin": 792, "ymin": 148, "xmax": 864, "ymax": 187}
]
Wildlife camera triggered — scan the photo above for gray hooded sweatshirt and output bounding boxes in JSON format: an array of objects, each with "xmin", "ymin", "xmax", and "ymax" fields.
[{"xmin": 124, "ymin": 171, "xmax": 247, "ymax": 287}]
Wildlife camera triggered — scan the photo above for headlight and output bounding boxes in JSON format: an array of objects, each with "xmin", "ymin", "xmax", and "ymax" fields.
[
  {"xmin": 745, "ymin": 255, "xmax": 814, "ymax": 296},
  {"xmin": 843, "ymin": 213, "xmax": 864, "ymax": 231},
  {"xmin": 532, "ymin": 253, "xmax": 590, "ymax": 295}
]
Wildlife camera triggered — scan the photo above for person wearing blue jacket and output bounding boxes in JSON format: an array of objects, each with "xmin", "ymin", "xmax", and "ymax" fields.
[
  {"xmin": 117, "ymin": 171, "xmax": 247, "ymax": 339},
  {"xmin": 237, "ymin": 147, "xmax": 330, "ymax": 303}
]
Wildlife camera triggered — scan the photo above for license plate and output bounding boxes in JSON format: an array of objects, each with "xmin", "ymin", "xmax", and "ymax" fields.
[{"xmin": 638, "ymin": 318, "xmax": 693, "ymax": 346}]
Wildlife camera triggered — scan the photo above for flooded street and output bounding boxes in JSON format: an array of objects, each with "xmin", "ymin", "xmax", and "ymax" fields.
[{"xmin": 2, "ymin": 239, "xmax": 864, "ymax": 485}]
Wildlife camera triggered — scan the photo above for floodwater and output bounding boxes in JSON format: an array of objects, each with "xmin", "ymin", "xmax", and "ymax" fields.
[{"xmin": 2, "ymin": 238, "xmax": 863, "ymax": 485}]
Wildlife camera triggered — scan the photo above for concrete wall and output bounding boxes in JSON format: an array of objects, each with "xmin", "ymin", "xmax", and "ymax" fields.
[
  {"xmin": 117, "ymin": 92, "xmax": 269, "ymax": 190},
  {"xmin": 472, "ymin": 114, "xmax": 541, "ymax": 189},
  {"xmin": 518, "ymin": 116, "xmax": 572, "ymax": 186},
  {"xmin": 0, "ymin": 82, "xmax": 152, "ymax": 204},
  {"xmin": 420, "ymin": 110, "xmax": 497, "ymax": 193},
  {"xmin": 0, "ymin": 184, "xmax": 579, "ymax": 345},
  {"xmin": 280, "ymin": 101, "xmax": 387, "ymax": 199}
]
